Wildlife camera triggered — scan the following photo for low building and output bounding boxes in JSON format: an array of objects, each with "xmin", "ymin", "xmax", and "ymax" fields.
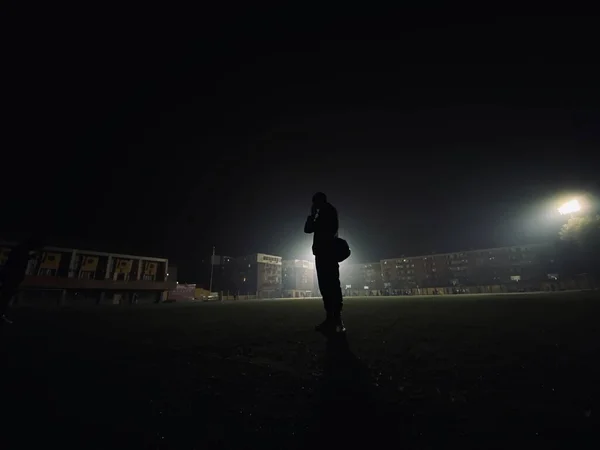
[
  {"xmin": 168, "ymin": 283, "xmax": 196, "ymax": 302},
  {"xmin": 194, "ymin": 287, "xmax": 211, "ymax": 299},
  {"xmin": 282, "ymin": 259, "xmax": 315, "ymax": 298},
  {"xmin": 234, "ymin": 253, "xmax": 282, "ymax": 298},
  {"xmin": 0, "ymin": 242, "xmax": 176, "ymax": 306}
]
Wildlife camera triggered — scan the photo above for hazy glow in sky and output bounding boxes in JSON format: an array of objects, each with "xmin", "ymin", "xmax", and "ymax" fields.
[{"xmin": 558, "ymin": 199, "xmax": 581, "ymax": 215}]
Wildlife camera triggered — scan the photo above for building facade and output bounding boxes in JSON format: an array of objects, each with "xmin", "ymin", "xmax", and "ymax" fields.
[
  {"xmin": 340, "ymin": 262, "xmax": 383, "ymax": 296},
  {"xmin": 282, "ymin": 259, "xmax": 315, "ymax": 298},
  {"xmin": 381, "ymin": 243, "xmax": 558, "ymax": 293},
  {"xmin": 234, "ymin": 253, "xmax": 282, "ymax": 298},
  {"xmin": 0, "ymin": 242, "xmax": 176, "ymax": 306},
  {"xmin": 210, "ymin": 255, "xmax": 236, "ymax": 294}
]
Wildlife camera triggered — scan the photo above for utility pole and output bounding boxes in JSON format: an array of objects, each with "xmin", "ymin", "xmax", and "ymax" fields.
[{"xmin": 209, "ymin": 246, "xmax": 215, "ymax": 294}]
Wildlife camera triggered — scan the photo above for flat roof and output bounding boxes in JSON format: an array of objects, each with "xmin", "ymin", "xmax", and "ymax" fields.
[
  {"xmin": 0, "ymin": 242, "xmax": 168, "ymax": 263},
  {"xmin": 381, "ymin": 243, "xmax": 551, "ymax": 262}
]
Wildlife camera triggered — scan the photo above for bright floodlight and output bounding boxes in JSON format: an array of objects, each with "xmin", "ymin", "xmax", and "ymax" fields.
[{"xmin": 558, "ymin": 199, "xmax": 581, "ymax": 215}]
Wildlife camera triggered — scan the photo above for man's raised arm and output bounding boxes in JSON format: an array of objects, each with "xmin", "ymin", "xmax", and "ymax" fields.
[{"xmin": 304, "ymin": 215, "xmax": 315, "ymax": 234}]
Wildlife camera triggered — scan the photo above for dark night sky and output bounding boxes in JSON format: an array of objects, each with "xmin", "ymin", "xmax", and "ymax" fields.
[{"xmin": 5, "ymin": 10, "xmax": 600, "ymax": 281}]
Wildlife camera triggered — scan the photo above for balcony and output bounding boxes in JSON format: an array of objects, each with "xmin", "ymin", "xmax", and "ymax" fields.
[{"xmin": 21, "ymin": 275, "xmax": 176, "ymax": 291}]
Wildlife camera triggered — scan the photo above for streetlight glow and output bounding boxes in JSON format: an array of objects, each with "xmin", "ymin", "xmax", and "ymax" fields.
[{"xmin": 558, "ymin": 199, "xmax": 581, "ymax": 215}]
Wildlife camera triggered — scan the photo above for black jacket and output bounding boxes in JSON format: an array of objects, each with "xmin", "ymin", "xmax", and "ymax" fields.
[{"xmin": 304, "ymin": 202, "xmax": 339, "ymax": 256}]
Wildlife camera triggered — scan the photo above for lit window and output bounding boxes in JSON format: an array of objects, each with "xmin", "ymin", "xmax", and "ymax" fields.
[{"xmin": 510, "ymin": 275, "xmax": 521, "ymax": 282}]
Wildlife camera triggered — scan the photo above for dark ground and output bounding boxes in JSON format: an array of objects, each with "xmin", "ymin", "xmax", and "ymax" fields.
[{"xmin": 2, "ymin": 292, "xmax": 599, "ymax": 449}]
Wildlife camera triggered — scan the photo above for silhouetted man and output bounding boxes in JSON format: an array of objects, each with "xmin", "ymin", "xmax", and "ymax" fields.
[
  {"xmin": 0, "ymin": 239, "xmax": 41, "ymax": 324},
  {"xmin": 304, "ymin": 192, "xmax": 345, "ymax": 333}
]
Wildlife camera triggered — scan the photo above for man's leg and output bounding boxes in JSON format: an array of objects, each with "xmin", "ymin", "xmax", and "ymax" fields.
[
  {"xmin": 326, "ymin": 260, "xmax": 343, "ymax": 317},
  {"xmin": 315, "ymin": 257, "xmax": 334, "ymax": 330},
  {"xmin": 322, "ymin": 259, "xmax": 344, "ymax": 331},
  {"xmin": 315, "ymin": 257, "xmax": 345, "ymax": 332},
  {"xmin": 316, "ymin": 257, "xmax": 330, "ymax": 312}
]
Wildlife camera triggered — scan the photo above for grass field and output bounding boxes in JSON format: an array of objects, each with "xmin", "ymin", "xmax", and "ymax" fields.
[{"xmin": 2, "ymin": 292, "xmax": 600, "ymax": 449}]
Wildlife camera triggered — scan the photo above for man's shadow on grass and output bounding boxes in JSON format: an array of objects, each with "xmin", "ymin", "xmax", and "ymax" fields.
[{"xmin": 314, "ymin": 331, "xmax": 380, "ymax": 443}]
